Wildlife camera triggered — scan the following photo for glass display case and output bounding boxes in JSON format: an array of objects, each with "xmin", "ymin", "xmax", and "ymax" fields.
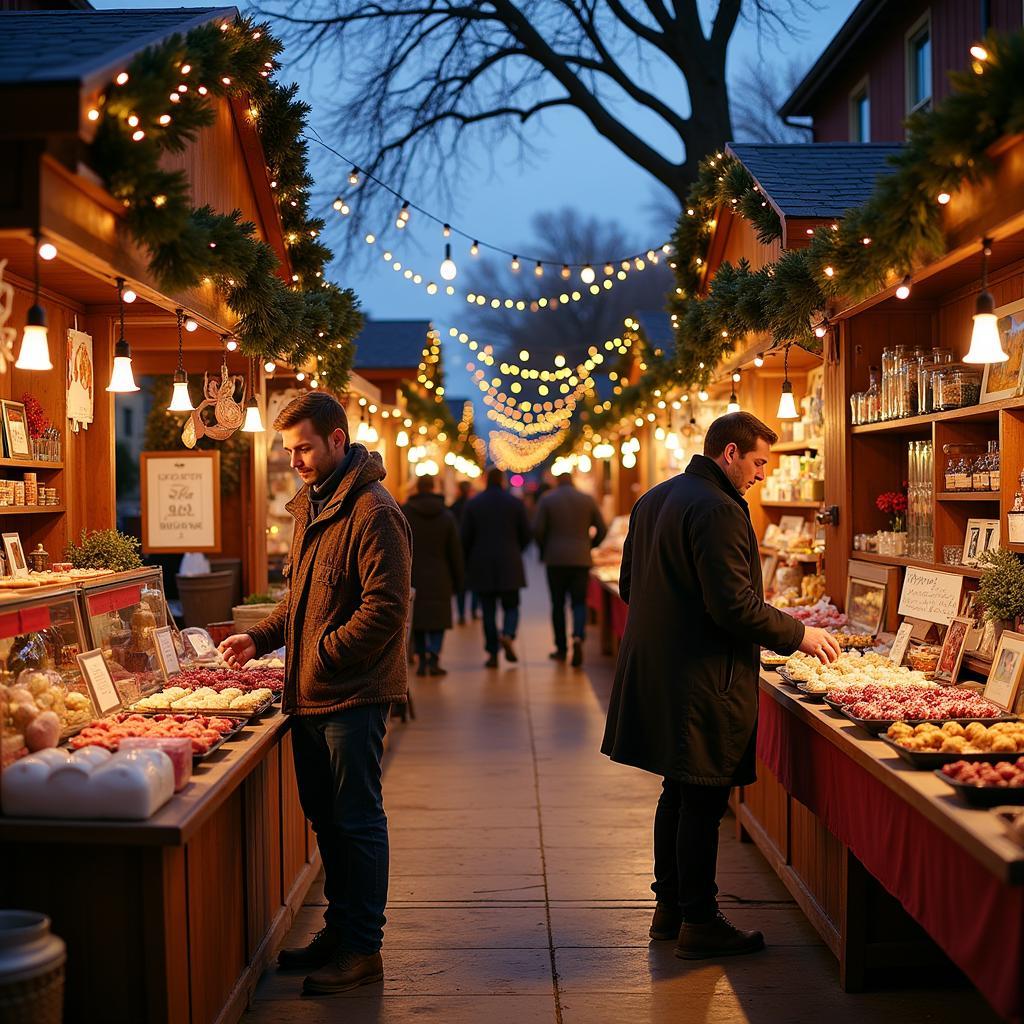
[
  {"xmin": 0, "ymin": 587, "xmax": 93, "ymax": 768},
  {"xmin": 79, "ymin": 568, "xmax": 169, "ymax": 706}
]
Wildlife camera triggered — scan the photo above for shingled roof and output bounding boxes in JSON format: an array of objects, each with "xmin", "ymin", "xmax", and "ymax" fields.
[
  {"xmin": 353, "ymin": 320, "xmax": 431, "ymax": 371},
  {"xmin": 0, "ymin": 7, "xmax": 235, "ymax": 85},
  {"xmin": 726, "ymin": 142, "xmax": 902, "ymax": 220}
]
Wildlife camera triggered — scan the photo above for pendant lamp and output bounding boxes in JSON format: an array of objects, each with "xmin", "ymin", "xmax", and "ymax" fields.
[
  {"xmin": 106, "ymin": 278, "xmax": 140, "ymax": 392},
  {"xmin": 167, "ymin": 309, "xmax": 194, "ymax": 411},
  {"xmin": 240, "ymin": 358, "xmax": 265, "ymax": 433},
  {"xmin": 777, "ymin": 344, "xmax": 800, "ymax": 420},
  {"xmin": 964, "ymin": 238, "xmax": 1008, "ymax": 364},
  {"xmin": 16, "ymin": 236, "xmax": 53, "ymax": 371}
]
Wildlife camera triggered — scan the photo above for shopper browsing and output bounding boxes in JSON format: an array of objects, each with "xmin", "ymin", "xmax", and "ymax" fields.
[
  {"xmin": 601, "ymin": 411, "xmax": 839, "ymax": 960},
  {"xmin": 219, "ymin": 392, "xmax": 411, "ymax": 996}
]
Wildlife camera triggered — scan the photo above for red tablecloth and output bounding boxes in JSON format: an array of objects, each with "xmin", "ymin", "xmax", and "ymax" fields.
[
  {"xmin": 587, "ymin": 575, "xmax": 605, "ymax": 615},
  {"xmin": 757, "ymin": 694, "xmax": 1024, "ymax": 1023}
]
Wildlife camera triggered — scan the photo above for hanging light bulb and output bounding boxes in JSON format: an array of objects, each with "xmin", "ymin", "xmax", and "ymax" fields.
[
  {"xmin": 535, "ymin": 261, "xmax": 544, "ymax": 277},
  {"xmin": 470, "ymin": 240, "xmax": 479, "ymax": 256},
  {"xmin": 560, "ymin": 264, "xmax": 571, "ymax": 279},
  {"xmin": 580, "ymin": 265, "xmax": 596, "ymax": 284},
  {"xmin": 396, "ymin": 201, "xmax": 410, "ymax": 228},
  {"xmin": 440, "ymin": 243, "xmax": 458, "ymax": 281},
  {"xmin": 777, "ymin": 345, "xmax": 799, "ymax": 419},
  {"xmin": 264, "ymin": 360, "xmax": 276, "ymax": 374},
  {"xmin": 510, "ymin": 255, "xmax": 521, "ymax": 273},
  {"xmin": 754, "ymin": 352, "xmax": 764, "ymax": 367},
  {"xmin": 396, "ymin": 429, "xmax": 409, "ymax": 448},
  {"xmin": 964, "ymin": 238, "xmax": 1008, "ymax": 364},
  {"xmin": 106, "ymin": 278, "xmax": 139, "ymax": 392},
  {"xmin": 727, "ymin": 391, "xmax": 740, "ymax": 413},
  {"xmin": 16, "ymin": 234, "xmax": 52, "ymax": 371},
  {"xmin": 698, "ymin": 388, "xmax": 709, "ymax": 401},
  {"xmin": 241, "ymin": 359, "xmax": 265, "ymax": 432},
  {"xmin": 348, "ymin": 167, "xmax": 360, "ymax": 186},
  {"xmin": 167, "ymin": 309, "xmax": 194, "ymax": 411},
  {"xmin": 896, "ymin": 275, "xmax": 912, "ymax": 300}
]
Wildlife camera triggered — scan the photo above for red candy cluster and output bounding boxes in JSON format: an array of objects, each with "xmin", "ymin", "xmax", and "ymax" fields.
[
  {"xmin": 782, "ymin": 605, "xmax": 847, "ymax": 628},
  {"xmin": 69, "ymin": 713, "xmax": 237, "ymax": 755},
  {"xmin": 942, "ymin": 758, "xmax": 1024, "ymax": 788},
  {"xmin": 836, "ymin": 685, "xmax": 1004, "ymax": 721},
  {"xmin": 20, "ymin": 392, "xmax": 50, "ymax": 441},
  {"xmin": 172, "ymin": 666, "xmax": 283, "ymax": 694}
]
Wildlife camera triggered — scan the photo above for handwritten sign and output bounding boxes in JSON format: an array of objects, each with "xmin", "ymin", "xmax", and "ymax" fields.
[
  {"xmin": 897, "ymin": 567, "xmax": 963, "ymax": 626},
  {"xmin": 186, "ymin": 632, "xmax": 216, "ymax": 659},
  {"xmin": 77, "ymin": 649, "xmax": 121, "ymax": 715},
  {"xmin": 889, "ymin": 621, "xmax": 914, "ymax": 666},
  {"xmin": 140, "ymin": 451, "xmax": 221, "ymax": 553},
  {"xmin": 153, "ymin": 626, "xmax": 180, "ymax": 680}
]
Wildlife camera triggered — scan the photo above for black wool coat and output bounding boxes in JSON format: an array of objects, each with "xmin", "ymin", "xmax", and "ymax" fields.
[
  {"xmin": 402, "ymin": 493, "xmax": 465, "ymax": 632},
  {"xmin": 461, "ymin": 485, "xmax": 531, "ymax": 594},
  {"xmin": 601, "ymin": 455, "xmax": 805, "ymax": 786}
]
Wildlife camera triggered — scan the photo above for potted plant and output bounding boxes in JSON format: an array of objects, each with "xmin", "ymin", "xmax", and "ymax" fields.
[
  {"xmin": 976, "ymin": 548, "xmax": 1024, "ymax": 654},
  {"xmin": 232, "ymin": 591, "xmax": 281, "ymax": 633},
  {"xmin": 875, "ymin": 487, "xmax": 908, "ymax": 556},
  {"xmin": 66, "ymin": 529, "xmax": 142, "ymax": 571}
]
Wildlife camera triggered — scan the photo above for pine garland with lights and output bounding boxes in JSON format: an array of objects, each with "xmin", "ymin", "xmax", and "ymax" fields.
[{"xmin": 88, "ymin": 15, "xmax": 361, "ymax": 392}]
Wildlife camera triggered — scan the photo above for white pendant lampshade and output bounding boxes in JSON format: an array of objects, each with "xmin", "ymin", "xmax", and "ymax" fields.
[
  {"xmin": 396, "ymin": 429, "xmax": 409, "ymax": 448},
  {"xmin": 168, "ymin": 374, "xmax": 194, "ymax": 411},
  {"xmin": 365, "ymin": 424, "xmax": 379, "ymax": 444},
  {"xmin": 16, "ymin": 305, "xmax": 53, "ymax": 371},
  {"xmin": 777, "ymin": 380, "xmax": 799, "ymax": 420},
  {"xmin": 107, "ymin": 278, "xmax": 140, "ymax": 393},
  {"xmin": 241, "ymin": 396, "xmax": 265, "ymax": 433},
  {"xmin": 727, "ymin": 392, "xmax": 740, "ymax": 413},
  {"xmin": 964, "ymin": 238, "xmax": 1008, "ymax": 364}
]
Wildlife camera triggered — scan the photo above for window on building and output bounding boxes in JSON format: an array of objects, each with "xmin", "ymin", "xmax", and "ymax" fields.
[
  {"xmin": 907, "ymin": 16, "xmax": 932, "ymax": 113},
  {"xmin": 850, "ymin": 83, "xmax": 870, "ymax": 142}
]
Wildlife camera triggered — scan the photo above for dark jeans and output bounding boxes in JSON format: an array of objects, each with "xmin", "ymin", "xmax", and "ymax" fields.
[
  {"xmin": 413, "ymin": 629, "xmax": 444, "ymax": 656},
  {"xmin": 456, "ymin": 589, "xmax": 480, "ymax": 620},
  {"xmin": 479, "ymin": 590, "xmax": 520, "ymax": 654},
  {"xmin": 291, "ymin": 704, "xmax": 390, "ymax": 953},
  {"xmin": 546, "ymin": 565, "xmax": 589, "ymax": 652},
  {"xmin": 652, "ymin": 778, "xmax": 732, "ymax": 923}
]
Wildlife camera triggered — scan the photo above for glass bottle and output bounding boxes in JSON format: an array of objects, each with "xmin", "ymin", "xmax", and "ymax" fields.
[
  {"xmin": 864, "ymin": 366, "xmax": 881, "ymax": 423},
  {"xmin": 955, "ymin": 455, "xmax": 973, "ymax": 492},
  {"xmin": 972, "ymin": 451, "xmax": 990, "ymax": 492},
  {"xmin": 989, "ymin": 441, "xmax": 1000, "ymax": 492},
  {"xmin": 944, "ymin": 452, "xmax": 958, "ymax": 492},
  {"xmin": 880, "ymin": 348, "xmax": 893, "ymax": 421}
]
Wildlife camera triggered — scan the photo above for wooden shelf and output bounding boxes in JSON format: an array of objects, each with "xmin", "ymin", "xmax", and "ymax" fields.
[
  {"xmin": 936, "ymin": 491, "xmax": 1001, "ymax": 501},
  {"xmin": 760, "ymin": 500, "xmax": 821, "ymax": 509},
  {"xmin": 773, "ymin": 439, "xmax": 822, "ymax": 453},
  {"xmin": 848, "ymin": 550, "xmax": 982, "ymax": 578},
  {"xmin": 0, "ymin": 505, "xmax": 64, "ymax": 515},
  {"xmin": 851, "ymin": 395, "xmax": 1024, "ymax": 436},
  {"xmin": 0, "ymin": 459, "xmax": 63, "ymax": 471}
]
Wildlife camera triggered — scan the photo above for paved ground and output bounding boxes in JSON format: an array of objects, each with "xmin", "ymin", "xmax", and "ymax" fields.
[{"xmin": 244, "ymin": 560, "xmax": 1002, "ymax": 1023}]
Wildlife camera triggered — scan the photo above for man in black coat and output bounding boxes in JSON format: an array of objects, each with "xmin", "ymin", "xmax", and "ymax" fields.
[
  {"xmin": 461, "ymin": 468, "xmax": 531, "ymax": 667},
  {"xmin": 448, "ymin": 480, "xmax": 479, "ymax": 624},
  {"xmin": 601, "ymin": 412, "xmax": 840, "ymax": 960}
]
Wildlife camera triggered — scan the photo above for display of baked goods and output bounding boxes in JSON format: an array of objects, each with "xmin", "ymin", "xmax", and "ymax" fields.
[
  {"xmin": 831, "ymin": 685, "xmax": 1008, "ymax": 721},
  {"xmin": 244, "ymin": 654, "xmax": 284, "ymax": 670},
  {"xmin": 0, "ymin": 568, "xmax": 115, "ymax": 590},
  {"xmin": 942, "ymin": 758, "xmax": 1024, "ymax": 788},
  {"xmin": 832, "ymin": 632, "xmax": 876, "ymax": 649},
  {"xmin": 887, "ymin": 720, "xmax": 1024, "ymax": 754},
  {"xmin": 69, "ymin": 712, "xmax": 239, "ymax": 756},
  {"xmin": 782, "ymin": 651, "xmax": 933, "ymax": 691},
  {"xmin": 778, "ymin": 600, "xmax": 848, "ymax": 629},
  {"xmin": 760, "ymin": 651, "xmax": 790, "ymax": 667},
  {"xmin": 169, "ymin": 666, "xmax": 284, "ymax": 694},
  {"xmin": 132, "ymin": 685, "xmax": 273, "ymax": 713},
  {"xmin": 906, "ymin": 645, "xmax": 943, "ymax": 674},
  {"xmin": 1, "ymin": 671, "xmax": 95, "ymax": 767}
]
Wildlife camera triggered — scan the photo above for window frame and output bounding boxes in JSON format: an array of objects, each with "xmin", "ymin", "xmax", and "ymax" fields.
[
  {"xmin": 849, "ymin": 76, "xmax": 870, "ymax": 143},
  {"xmin": 905, "ymin": 10, "xmax": 933, "ymax": 116}
]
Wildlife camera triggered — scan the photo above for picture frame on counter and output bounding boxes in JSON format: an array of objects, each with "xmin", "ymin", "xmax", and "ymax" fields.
[
  {"xmin": 934, "ymin": 616, "xmax": 972, "ymax": 685},
  {"xmin": 77, "ymin": 648, "xmax": 122, "ymax": 715},
  {"xmin": 152, "ymin": 625, "xmax": 181, "ymax": 680},
  {"xmin": 984, "ymin": 630, "xmax": 1024, "ymax": 711},
  {"xmin": 980, "ymin": 296, "xmax": 1024, "ymax": 402},
  {"xmin": 845, "ymin": 576, "xmax": 886, "ymax": 635},
  {"xmin": 963, "ymin": 518, "xmax": 1000, "ymax": 567},
  {"xmin": 2, "ymin": 532, "xmax": 28, "ymax": 578},
  {"xmin": 889, "ymin": 621, "xmax": 915, "ymax": 666},
  {"xmin": 0, "ymin": 399, "xmax": 32, "ymax": 460}
]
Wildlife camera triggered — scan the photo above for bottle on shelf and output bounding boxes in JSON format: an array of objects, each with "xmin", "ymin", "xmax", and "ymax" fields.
[{"xmin": 989, "ymin": 441, "xmax": 1000, "ymax": 492}]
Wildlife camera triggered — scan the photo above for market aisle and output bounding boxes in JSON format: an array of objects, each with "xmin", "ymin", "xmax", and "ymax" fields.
[{"xmin": 244, "ymin": 560, "xmax": 1001, "ymax": 1024}]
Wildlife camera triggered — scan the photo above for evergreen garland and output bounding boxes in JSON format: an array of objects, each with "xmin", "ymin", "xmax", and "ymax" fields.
[{"xmin": 88, "ymin": 15, "xmax": 361, "ymax": 393}]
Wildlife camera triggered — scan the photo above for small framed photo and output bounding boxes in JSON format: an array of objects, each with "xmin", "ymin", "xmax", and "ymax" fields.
[
  {"xmin": 889, "ymin": 621, "xmax": 915, "ymax": 667},
  {"xmin": 778, "ymin": 515, "xmax": 806, "ymax": 537},
  {"xmin": 0, "ymin": 400, "xmax": 32, "ymax": 460},
  {"xmin": 984, "ymin": 630, "xmax": 1024, "ymax": 711},
  {"xmin": 845, "ymin": 576, "xmax": 886, "ymax": 635},
  {"xmin": 963, "ymin": 518, "xmax": 1000, "ymax": 567},
  {"xmin": 2, "ymin": 532, "xmax": 28, "ymax": 578},
  {"xmin": 934, "ymin": 616, "xmax": 972, "ymax": 685},
  {"xmin": 981, "ymin": 296, "xmax": 1024, "ymax": 402}
]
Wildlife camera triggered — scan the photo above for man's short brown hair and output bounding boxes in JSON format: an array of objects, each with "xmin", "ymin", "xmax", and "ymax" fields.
[
  {"xmin": 273, "ymin": 392, "xmax": 349, "ymax": 442},
  {"xmin": 703, "ymin": 411, "xmax": 778, "ymax": 459}
]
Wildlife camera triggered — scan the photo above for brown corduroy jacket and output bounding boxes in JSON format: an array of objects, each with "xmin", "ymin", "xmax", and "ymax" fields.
[{"xmin": 247, "ymin": 444, "xmax": 412, "ymax": 716}]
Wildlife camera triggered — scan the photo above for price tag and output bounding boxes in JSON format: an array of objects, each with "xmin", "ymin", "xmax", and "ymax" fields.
[
  {"xmin": 186, "ymin": 632, "xmax": 216, "ymax": 659},
  {"xmin": 153, "ymin": 625, "xmax": 180, "ymax": 680},
  {"xmin": 889, "ymin": 621, "xmax": 914, "ymax": 667},
  {"xmin": 77, "ymin": 649, "xmax": 121, "ymax": 715}
]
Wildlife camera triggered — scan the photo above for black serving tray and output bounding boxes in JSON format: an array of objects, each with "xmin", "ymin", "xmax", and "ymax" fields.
[
  {"xmin": 878, "ymin": 734, "xmax": 1019, "ymax": 770},
  {"xmin": 795, "ymin": 683, "xmax": 829, "ymax": 703},
  {"xmin": 934, "ymin": 769, "xmax": 1024, "ymax": 807},
  {"xmin": 126, "ymin": 692, "xmax": 274, "ymax": 717},
  {"xmin": 775, "ymin": 667, "xmax": 804, "ymax": 689},
  {"xmin": 841, "ymin": 707, "xmax": 1019, "ymax": 737},
  {"xmin": 192, "ymin": 718, "xmax": 248, "ymax": 762}
]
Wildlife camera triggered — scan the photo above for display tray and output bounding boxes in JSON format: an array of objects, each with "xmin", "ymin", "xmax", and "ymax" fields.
[
  {"xmin": 878, "ymin": 734, "xmax": 1020, "ymax": 770},
  {"xmin": 934, "ymin": 770, "xmax": 1024, "ymax": 807},
  {"xmin": 193, "ymin": 718, "xmax": 248, "ymax": 763},
  {"xmin": 760, "ymin": 653, "xmax": 790, "ymax": 670},
  {"xmin": 841, "ymin": 708, "xmax": 1020, "ymax": 737},
  {"xmin": 795, "ymin": 683, "xmax": 829, "ymax": 703},
  {"xmin": 775, "ymin": 667, "xmax": 803, "ymax": 688},
  {"xmin": 125, "ymin": 692, "xmax": 275, "ymax": 718}
]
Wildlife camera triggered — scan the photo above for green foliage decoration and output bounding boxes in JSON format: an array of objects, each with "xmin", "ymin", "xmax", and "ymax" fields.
[
  {"xmin": 977, "ymin": 548, "xmax": 1024, "ymax": 623},
  {"xmin": 66, "ymin": 529, "xmax": 143, "ymax": 572}
]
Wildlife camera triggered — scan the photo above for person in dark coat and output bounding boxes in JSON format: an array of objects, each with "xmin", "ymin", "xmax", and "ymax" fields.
[
  {"xmin": 601, "ymin": 412, "xmax": 840, "ymax": 960},
  {"xmin": 448, "ymin": 479, "xmax": 479, "ymax": 624},
  {"xmin": 402, "ymin": 475, "xmax": 465, "ymax": 677},
  {"xmin": 461, "ymin": 467, "xmax": 531, "ymax": 667}
]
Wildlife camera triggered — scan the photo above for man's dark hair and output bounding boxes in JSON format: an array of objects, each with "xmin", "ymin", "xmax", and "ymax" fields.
[
  {"xmin": 273, "ymin": 392, "xmax": 349, "ymax": 443},
  {"xmin": 416, "ymin": 474, "xmax": 435, "ymax": 494},
  {"xmin": 486, "ymin": 467, "xmax": 505, "ymax": 488},
  {"xmin": 703, "ymin": 412, "xmax": 778, "ymax": 459}
]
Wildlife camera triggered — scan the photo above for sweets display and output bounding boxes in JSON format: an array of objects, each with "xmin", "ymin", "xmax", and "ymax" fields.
[
  {"xmin": 783, "ymin": 651, "xmax": 932, "ymax": 691},
  {"xmin": 830, "ymin": 685, "xmax": 1007, "ymax": 721},
  {"xmin": 0, "ymin": 568, "xmax": 114, "ymax": 591},
  {"xmin": 887, "ymin": 720, "xmax": 1024, "ymax": 754},
  {"xmin": 1, "ymin": 671, "xmax": 94, "ymax": 767},
  {"xmin": 69, "ymin": 713, "xmax": 238, "ymax": 756},
  {"xmin": 168, "ymin": 666, "xmax": 284, "ymax": 694},
  {"xmin": 132, "ymin": 686, "xmax": 273, "ymax": 713},
  {"xmin": 832, "ymin": 632, "xmax": 876, "ymax": 650},
  {"xmin": 942, "ymin": 758, "xmax": 1024, "ymax": 788},
  {"xmin": 779, "ymin": 599, "xmax": 847, "ymax": 629}
]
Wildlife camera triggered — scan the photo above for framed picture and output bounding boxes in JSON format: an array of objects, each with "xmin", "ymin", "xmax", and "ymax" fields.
[
  {"xmin": 0, "ymin": 399, "xmax": 32, "ymax": 460},
  {"xmin": 984, "ymin": 630, "xmax": 1024, "ymax": 711},
  {"xmin": 963, "ymin": 518, "xmax": 1000, "ymax": 567},
  {"xmin": 778, "ymin": 515, "xmax": 806, "ymax": 537},
  {"xmin": 140, "ymin": 450, "xmax": 221, "ymax": 553},
  {"xmin": 889, "ymin": 621, "xmax": 915, "ymax": 666},
  {"xmin": 934, "ymin": 616, "xmax": 972, "ymax": 685},
  {"xmin": 845, "ymin": 576, "xmax": 886, "ymax": 635},
  {"xmin": 2, "ymin": 532, "xmax": 27, "ymax": 578},
  {"xmin": 981, "ymin": 296, "xmax": 1024, "ymax": 402}
]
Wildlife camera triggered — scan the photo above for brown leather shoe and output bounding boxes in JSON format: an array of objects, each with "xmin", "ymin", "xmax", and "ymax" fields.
[
  {"xmin": 571, "ymin": 638, "xmax": 584, "ymax": 667},
  {"xmin": 278, "ymin": 926, "xmax": 344, "ymax": 970},
  {"xmin": 500, "ymin": 636, "xmax": 518, "ymax": 662},
  {"xmin": 302, "ymin": 950, "xmax": 384, "ymax": 995},
  {"xmin": 674, "ymin": 913, "xmax": 764, "ymax": 960},
  {"xmin": 649, "ymin": 902, "xmax": 682, "ymax": 940}
]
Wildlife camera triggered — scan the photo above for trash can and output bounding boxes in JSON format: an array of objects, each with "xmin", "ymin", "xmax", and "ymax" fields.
[
  {"xmin": 0, "ymin": 911, "xmax": 66, "ymax": 1024},
  {"xmin": 176, "ymin": 571, "xmax": 235, "ymax": 628}
]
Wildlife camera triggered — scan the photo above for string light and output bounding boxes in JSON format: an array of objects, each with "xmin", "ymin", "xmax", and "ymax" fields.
[
  {"xmin": 777, "ymin": 344, "xmax": 799, "ymax": 420},
  {"xmin": 895, "ymin": 275, "xmax": 911, "ymax": 300},
  {"xmin": 754, "ymin": 352, "xmax": 764, "ymax": 367}
]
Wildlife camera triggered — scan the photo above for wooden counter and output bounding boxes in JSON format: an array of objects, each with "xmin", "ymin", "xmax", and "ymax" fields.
[{"xmin": 0, "ymin": 709, "xmax": 318, "ymax": 1024}]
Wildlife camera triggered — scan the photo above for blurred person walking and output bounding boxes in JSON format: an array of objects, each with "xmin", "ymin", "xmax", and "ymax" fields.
[
  {"xmin": 461, "ymin": 468, "xmax": 531, "ymax": 668},
  {"xmin": 448, "ymin": 479, "xmax": 479, "ymax": 624},
  {"xmin": 402, "ymin": 475, "xmax": 464, "ymax": 676},
  {"xmin": 534, "ymin": 471, "xmax": 607, "ymax": 666}
]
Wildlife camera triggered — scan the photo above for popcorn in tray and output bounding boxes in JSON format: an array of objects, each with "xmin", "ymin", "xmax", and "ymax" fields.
[{"xmin": 784, "ymin": 650, "xmax": 933, "ymax": 692}]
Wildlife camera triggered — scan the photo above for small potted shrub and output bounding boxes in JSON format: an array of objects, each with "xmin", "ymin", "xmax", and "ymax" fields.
[
  {"xmin": 66, "ymin": 529, "xmax": 143, "ymax": 571},
  {"xmin": 976, "ymin": 548, "xmax": 1024, "ymax": 653}
]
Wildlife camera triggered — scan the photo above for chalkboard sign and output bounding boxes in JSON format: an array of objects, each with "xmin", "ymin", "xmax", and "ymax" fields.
[
  {"xmin": 897, "ymin": 567, "xmax": 963, "ymax": 626},
  {"xmin": 141, "ymin": 451, "xmax": 221, "ymax": 554}
]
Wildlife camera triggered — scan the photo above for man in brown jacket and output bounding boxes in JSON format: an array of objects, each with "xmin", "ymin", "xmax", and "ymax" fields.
[{"xmin": 220, "ymin": 392, "xmax": 411, "ymax": 996}]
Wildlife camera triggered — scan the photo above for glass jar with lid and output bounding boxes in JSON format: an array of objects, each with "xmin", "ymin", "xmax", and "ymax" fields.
[{"xmin": 934, "ymin": 365, "xmax": 982, "ymax": 411}]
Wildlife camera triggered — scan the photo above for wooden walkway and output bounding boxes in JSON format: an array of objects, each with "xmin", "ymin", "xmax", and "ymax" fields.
[{"xmin": 242, "ymin": 559, "xmax": 1002, "ymax": 1023}]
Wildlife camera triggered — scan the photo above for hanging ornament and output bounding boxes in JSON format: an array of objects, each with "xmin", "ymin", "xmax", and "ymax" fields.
[{"xmin": 182, "ymin": 338, "xmax": 245, "ymax": 447}]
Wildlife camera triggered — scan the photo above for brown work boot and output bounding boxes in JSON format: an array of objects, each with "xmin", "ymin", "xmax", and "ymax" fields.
[
  {"xmin": 303, "ymin": 950, "xmax": 384, "ymax": 995},
  {"xmin": 278, "ymin": 926, "xmax": 344, "ymax": 970},
  {"xmin": 500, "ymin": 635, "xmax": 518, "ymax": 662},
  {"xmin": 674, "ymin": 912, "xmax": 764, "ymax": 960},
  {"xmin": 649, "ymin": 902, "xmax": 682, "ymax": 940}
]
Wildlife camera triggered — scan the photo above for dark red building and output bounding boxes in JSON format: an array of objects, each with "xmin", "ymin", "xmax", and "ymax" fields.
[{"xmin": 782, "ymin": 0, "xmax": 1023, "ymax": 142}]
